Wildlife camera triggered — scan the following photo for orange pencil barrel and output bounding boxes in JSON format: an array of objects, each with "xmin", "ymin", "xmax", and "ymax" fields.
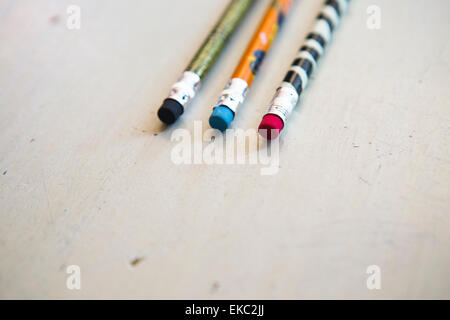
[
  {"xmin": 209, "ymin": 0, "xmax": 293, "ymax": 132},
  {"xmin": 233, "ymin": 0, "xmax": 292, "ymax": 86}
]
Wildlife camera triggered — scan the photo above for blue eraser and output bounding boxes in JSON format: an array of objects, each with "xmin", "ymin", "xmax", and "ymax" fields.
[{"xmin": 209, "ymin": 105, "xmax": 235, "ymax": 132}]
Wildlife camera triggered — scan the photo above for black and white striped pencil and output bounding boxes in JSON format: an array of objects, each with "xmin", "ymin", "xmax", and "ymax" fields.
[{"xmin": 258, "ymin": 0, "xmax": 349, "ymax": 139}]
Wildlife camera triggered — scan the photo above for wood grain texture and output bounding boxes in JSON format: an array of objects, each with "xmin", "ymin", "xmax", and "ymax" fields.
[{"xmin": 0, "ymin": 0, "xmax": 449, "ymax": 299}]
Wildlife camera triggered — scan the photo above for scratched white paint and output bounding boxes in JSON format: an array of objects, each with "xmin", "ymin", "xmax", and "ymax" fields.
[{"xmin": 0, "ymin": 0, "xmax": 449, "ymax": 299}]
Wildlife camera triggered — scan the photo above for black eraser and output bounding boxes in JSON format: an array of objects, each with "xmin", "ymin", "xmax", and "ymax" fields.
[{"xmin": 157, "ymin": 98, "xmax": 184, "ymax": 124}]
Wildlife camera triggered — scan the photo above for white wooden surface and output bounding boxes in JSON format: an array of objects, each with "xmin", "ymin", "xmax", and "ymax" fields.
[{"xmin": 0, "ymin": 0, "xmax": 449, "ymax": 299}]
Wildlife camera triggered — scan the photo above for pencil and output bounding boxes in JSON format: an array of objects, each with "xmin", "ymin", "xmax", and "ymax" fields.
[
  {"xmin": 157, "ymin": 0, "xmax": 254, "ymax": 125},
  {"xmin": 209, "ymin": 0, "xmax": 293, "ymax": 132},
  {"xmin": 258, "ymin": 0, "xmax": 349, "ymax": 139}
]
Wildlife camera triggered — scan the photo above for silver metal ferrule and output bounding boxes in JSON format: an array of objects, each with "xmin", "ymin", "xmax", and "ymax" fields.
[
  {"xmin": 265, "ymin": 82, "xmax": 299, "ymax": 124},
  {"xmin": 214, "ymin": 78, "xmax": 248, "ymax": 113},
  {"xmin": 167, "ymin": 71, "xmax": 201, "ymax": 107}
]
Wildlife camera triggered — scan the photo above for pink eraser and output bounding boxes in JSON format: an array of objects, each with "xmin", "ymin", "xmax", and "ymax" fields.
[{"xmin": 258, "ymin": 114, "xmax": 284, "ymax": 140}]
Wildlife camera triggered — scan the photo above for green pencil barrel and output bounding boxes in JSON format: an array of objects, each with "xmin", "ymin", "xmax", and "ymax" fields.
[
  {"xmin": 157, "ymin": 0, "xmax": 254, "ymax": 125},
  {"xmin": 187, "ymin": 0, "xmax": 254, "ymax": 79}
]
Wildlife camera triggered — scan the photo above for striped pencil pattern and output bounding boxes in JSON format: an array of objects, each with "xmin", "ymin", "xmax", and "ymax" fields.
[{"xmin": 259, "ymin": 0, "xmax": 349, "ymax": 139}]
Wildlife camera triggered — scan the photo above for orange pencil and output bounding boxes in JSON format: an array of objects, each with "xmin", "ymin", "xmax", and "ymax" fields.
[{"xmin": 209, "ymin": 0, "xmax": 293, "ymax": 131}]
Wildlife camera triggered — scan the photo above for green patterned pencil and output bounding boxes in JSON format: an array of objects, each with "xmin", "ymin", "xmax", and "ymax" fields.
[{"xmin": 158, "ymin": 0, "xmax": 254, "ymax": 124}]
